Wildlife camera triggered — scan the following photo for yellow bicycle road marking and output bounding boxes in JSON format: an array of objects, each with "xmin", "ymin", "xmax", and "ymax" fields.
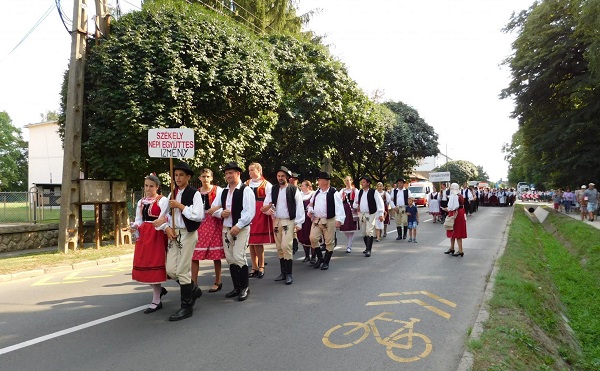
[
  {"xmin": 32, "ymin": 266, "xmax": 122, "ymax": 286},
  {"xmin": 366, "ymin": 299, "xmax": 451, "ymax": 319},
  {"xmin": 377, "ymin": 291, "xmax": 457, "ymax": 307},
  {"xmin": 32, "ymin": 276, "xmax": 87, "ymax": 286}
]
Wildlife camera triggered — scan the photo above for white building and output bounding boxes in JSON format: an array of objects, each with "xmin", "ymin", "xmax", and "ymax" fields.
[
  {"xmin": 414, "ymin": 153, "xmax": 451, "ymax": 172},
  {"xmin": 24, "ymin": 121, "xmax": 63, "ymax": 190}
]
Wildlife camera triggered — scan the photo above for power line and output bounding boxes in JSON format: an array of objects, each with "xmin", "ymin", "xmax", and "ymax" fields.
[{"xmin": 0, "ymin": 4, "xmax": 55, "ymax": 64}]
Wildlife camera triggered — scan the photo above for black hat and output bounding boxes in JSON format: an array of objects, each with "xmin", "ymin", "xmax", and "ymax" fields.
[
  {"xmin": 316, "ymin": 171, "xmax": 331, "ymax": 180},
  {"xmin": 360, "ymin": 176, "xmax": 371, "ymax": 184},
  {"xmin": 396, "ymin": 178, "xmax": 406, "ymax": 183},
  {"xmin": 222, "ymin": 162, "xmax": 243, "ymax": 173},
  {"xmin": 290, "ymin": 172, "xmax": 299, "ymax": 179},
  {"xmin": 173, "ymin": 162, "xmax": 194, "ymax": 176},
  {"xmin": 276, "ymin": 166, "xmax": 292, "ymax": 178}
]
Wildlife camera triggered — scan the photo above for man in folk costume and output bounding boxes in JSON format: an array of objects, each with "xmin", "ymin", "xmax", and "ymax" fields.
[
  {"xmin": 461, "ymin": 183, "xmax": 475, "ymax": 214},
  {"xmin": 353, "ymin": 176, "xmax": 385, "ymax": 257},
  {"xmin": 261, "ymin": 167, "xmax": 305, "ymax": 285},
  {"xmin": 164, "ymin": 162, "xmax": 205, "ymax": 321},
  {"xmin": 307, "ymin": 172, "xmax": 345, "ymax": 270},
  {"xmin": 208, "ymin": 162, "xmax": 255, "ymax": 301},
  {"xmin": 390, "ymin": 178, "xmax": 412, "ymax": 240},
  {"xmin": 439, "ymin": 182, "xmax": 450, "ymax": 222}
]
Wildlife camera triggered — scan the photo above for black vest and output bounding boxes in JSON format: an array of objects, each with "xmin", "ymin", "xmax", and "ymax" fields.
[
  {"xmin": 393, "ymin": 188, "xmax": 409, "ymax": 206},
  {"xmin": 358, "ymin": 188, "xmax": 377, "ymax": 214},
  {"xmin": 220, "ymin": 184, "xmax": 248, "ymax": 227},
  {"xmin": 177, "ymin": 186, "xmax": 201, "ymax": 232},
  {"xmin": 312, "ymin": 187, "xmax": 337, "ymax": 219},
  {"xmin": 271, "ymin": 185, "xmax": 298, "ymax": 220}
]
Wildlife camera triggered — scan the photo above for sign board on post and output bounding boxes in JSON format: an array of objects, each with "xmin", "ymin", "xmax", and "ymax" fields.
[
  {"xmin": 148, "ymin": 128, "xmax": 195, "ymax": 158},
  {"xmin": 429, "ymin": 172, "xmax": 451, "ymax": 182}
]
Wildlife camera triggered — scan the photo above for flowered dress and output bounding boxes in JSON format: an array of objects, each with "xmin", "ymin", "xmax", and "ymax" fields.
[{"xmin": 193, "ymin": 185, "xmax": 225, "ymax": 261}]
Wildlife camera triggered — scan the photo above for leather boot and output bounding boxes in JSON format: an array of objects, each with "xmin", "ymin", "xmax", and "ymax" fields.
[
  {"xmin": 362, "ymin": 236, "xmax": 368, "ymax": 254},
  {"xmin": 285, "ymin": 259, "xmax": 293, "ymax": 285},
  {"xmin": 313, "ymin": 247, "xmax": 323, "ymax": 269},
  {"xmin": 274, "ymin": 258, "xmax": 286, "ymax": 281},
  {"xmin": 168, "ymin": 283, "xmax": 194, "ymax": 321},
  {"xmin": 191, "ymin": 282, "xmax": 202, "ymax": 306},
  {"xmin": 309, "ymin": 247, "xmax": 317, "ymax": 265},
  {"xmin": 302, "ymin": 246, "xmax": 311, "ymax": 262},
  {"xmin": 321, "ymin": 250, "xmax": 333, "ymax": 270},
  {"xmin": 225, "ymin": 264, "xmax": 240, "ymax": 298},
  {"xmin": 238, "ymin": 265, "xmax": 250, "ymax": 301},
  {"xmin": 396, "ymin": 227, "xmax": 402, "ymax": 240},
  {"xmin": 365, "ymin": 237, "xmax": 373, "ymax": 257},
  {"xmin": 403, "ymin": 226, "xmax": 408, "ymax": 239}
]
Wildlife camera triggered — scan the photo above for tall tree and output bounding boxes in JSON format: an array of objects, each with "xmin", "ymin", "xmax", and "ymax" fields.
[
  {"xmin": 432, "ymin": 160, "xmax": 478, "ymax": 186},
  {"xmin": 0, "ymin": 112, "xmax": 28, "ymax": 191}
]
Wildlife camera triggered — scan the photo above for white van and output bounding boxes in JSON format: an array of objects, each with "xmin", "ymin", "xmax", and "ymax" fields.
[{"xmin": 408, "ymin": 181, "xmax": 434, "ymax": 207}]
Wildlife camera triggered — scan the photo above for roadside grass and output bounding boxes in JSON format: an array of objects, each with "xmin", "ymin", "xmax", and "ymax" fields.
[
  {"xmin": 469, "ymin": 209, "xmax": 600, "ymax": 370},
  {"xmin": 0, "ymin": 244, "xmax": 135, "ymax": 275},
  {"xmin": 0, "ymin": 202, "xmax": 96, "ymax": 223}
]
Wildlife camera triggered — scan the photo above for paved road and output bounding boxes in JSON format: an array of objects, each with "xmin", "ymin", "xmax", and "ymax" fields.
[{"xmin": 0, "ymin": 206, "xmax": 512, "ymax": 371}]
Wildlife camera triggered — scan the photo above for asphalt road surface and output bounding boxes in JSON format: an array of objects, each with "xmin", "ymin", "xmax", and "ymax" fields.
[{"xmin": 0, "ymin": 205, "xmax": 512, "ymax": 371}]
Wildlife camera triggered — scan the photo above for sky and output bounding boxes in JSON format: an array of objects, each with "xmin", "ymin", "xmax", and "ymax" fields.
[{"xmin": 0, "ymin": 0, "xmax": 534, "ymax": 182}]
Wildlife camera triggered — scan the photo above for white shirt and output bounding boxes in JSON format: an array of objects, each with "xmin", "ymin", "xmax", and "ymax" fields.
[
  {"xmin": 248, "ymin": 178, "xmax": 272, "ymax": 200},
  {"xmin": 263, "ymin": 185, "xmax": 306, "ymax": 228},
  {"xmin": 133, "ymin": 196, "xmax": 170, "ymax": 231},
  {"xmin": 166, "ymin": 187, "xmax": 205, "ymax": 229},
  {"xmin": 307, "ymin": 187, "xmax": 345, "ymax": 223},
  {"xmin": 353, "ymin": 188, "xmax": 385, "ymax": 218},
  {"xmin": 390, "ymin": 187, "xmax": 413, "ymax": 208},
  {"xmin": 211, "ymin": 181, "xmax": 256, "ymax": 228}
]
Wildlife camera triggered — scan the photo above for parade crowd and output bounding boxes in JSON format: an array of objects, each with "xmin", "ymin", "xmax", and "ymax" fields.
[{"xmin": 130, "ymin": 162, "xmax": 487, "ymax": 321}]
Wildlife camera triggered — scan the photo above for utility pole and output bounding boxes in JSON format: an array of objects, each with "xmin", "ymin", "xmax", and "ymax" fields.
[{"xmin": 58, "ymin": 0, "xmax": 110, "ymax": 252}]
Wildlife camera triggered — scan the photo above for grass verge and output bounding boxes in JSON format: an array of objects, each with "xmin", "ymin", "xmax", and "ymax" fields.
[
  {"xmin": 469, "ymin": 209, "xmax": 600, "ymax": 370},
  {"xmin": 0, "ymin": 244, "xmax": 135, "ymax": 275}
]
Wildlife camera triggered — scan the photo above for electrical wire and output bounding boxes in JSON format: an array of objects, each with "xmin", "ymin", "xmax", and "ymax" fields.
[
  {"xmin": 0, "ymin": 4, "xmax": 55, "ymax": 63},
  {"xmin": 56, "ymin": 0, "xmax": 72, "ymax": 34}
]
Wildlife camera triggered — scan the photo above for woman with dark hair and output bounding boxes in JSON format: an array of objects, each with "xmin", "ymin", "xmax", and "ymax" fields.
[
  {"xmin": 191, "ymin": 169, "xmax": 225, "ymax": 293},
  {"xmin": 131, "ymin": 173, "xmax": 169, "ymax": 313}
]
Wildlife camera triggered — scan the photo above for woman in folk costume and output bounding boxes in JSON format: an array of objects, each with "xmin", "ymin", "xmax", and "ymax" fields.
[
  {"xmin": 131, "ymin": 173, "xmax": 169, "ymax": 314},
  {"xmin": 339, "ymin": 175, "xmax": 360, "ymax": 253},
  {"xmin": 443, "ymin": 183, "xmax": 467, "ymax": 257},
  {"xmin": 375, "ymin": 182, "xmax": 390, "ymax": 242},
  {"xmin": 191, "ymin": 169, "xmax": 225, "ymax": 293},
  {"xmin": 298, "ymin": 180, "xmax": 316, "ymax": 263},
  {"xmin": 428, "ymin": 187, "xmax": 441, "ymax": 223},
  {"xmin": 246, "ymin": 162, "xmax": 274, "ymax": 278}
]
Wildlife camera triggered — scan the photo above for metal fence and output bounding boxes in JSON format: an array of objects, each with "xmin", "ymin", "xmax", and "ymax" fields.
[{"xmin": 0, "ymin": 190, "xmax": 143, "ymax": 224}]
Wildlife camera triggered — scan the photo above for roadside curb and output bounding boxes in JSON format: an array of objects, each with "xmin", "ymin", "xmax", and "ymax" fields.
[
  {"xmin": 0, "ymin": 253, "xmax": 134, "ymax": 282},
  {"xmin": 457, "ymin": 205, "xmax": 515, "ymax": 371}
]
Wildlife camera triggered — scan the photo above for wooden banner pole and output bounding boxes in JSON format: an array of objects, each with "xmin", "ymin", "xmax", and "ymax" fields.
[{"xmin": 170, "ymin": 157, "xmax": 175, "ymax": 229}]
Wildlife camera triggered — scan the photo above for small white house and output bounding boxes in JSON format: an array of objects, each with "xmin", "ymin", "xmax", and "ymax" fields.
[{"xmin": 24, "ymin": 121, "xmax": 63, "ymax": 190}]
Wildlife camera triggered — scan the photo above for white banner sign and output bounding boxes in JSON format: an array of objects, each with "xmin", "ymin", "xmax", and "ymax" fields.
[
  {"xmin": 429, "ymin": 172, "xmax": 451, "ymax": 182},
  {"xmin": 148, "ymin": 128, "xmax": 195, "ymax": 158}
]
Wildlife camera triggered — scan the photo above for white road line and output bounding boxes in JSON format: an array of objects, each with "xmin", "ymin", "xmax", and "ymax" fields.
[{"xmin": 0, "ymin": 305, "xmax": 146, "ymax": 356}]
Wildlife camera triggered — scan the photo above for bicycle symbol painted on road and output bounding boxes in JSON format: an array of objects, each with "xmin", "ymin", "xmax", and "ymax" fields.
[{"xmin": 322, "ymin": 312, "xmax": 432, "ymax": 363}]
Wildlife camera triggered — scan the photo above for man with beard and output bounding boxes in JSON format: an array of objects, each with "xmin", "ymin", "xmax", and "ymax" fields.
[{"xmin": 261, "ymin": 166, "xmax": 305, "ymax": 284}]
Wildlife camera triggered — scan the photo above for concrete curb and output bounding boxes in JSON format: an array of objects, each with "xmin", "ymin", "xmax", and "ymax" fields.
[
  {"xmin": 0, "ymin": 253, "xmax": 134, "ymax": 282},
  {"xmin": 457, "ymin": 205, "xmax": 515, "ymax": 371}
]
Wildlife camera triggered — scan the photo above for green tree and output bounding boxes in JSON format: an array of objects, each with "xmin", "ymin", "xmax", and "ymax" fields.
[
  {"xmin": 432, "ymin": 160, "xmax": 478, "ymax": 186},
  {"xmin": 474, "ymin": 165, "xmax": 490, "ymax": 183},
  {"xmin": 502, "ymin": 0, "xmax": 600, "ymax": 187},
  {"xmin": 0, "ymin": 112, "xmax": 28, "ymax": 191},
  {"xmin": 60, "ymin": 1, "xmax": 280, "ymax": 186}
]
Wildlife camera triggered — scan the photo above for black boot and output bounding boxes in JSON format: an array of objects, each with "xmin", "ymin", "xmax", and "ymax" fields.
[
  {"xmin": 191, "ymin": 282, "xmax": 202, "ymax": 306},
  {"xmin": 274, "ymin": 258, "xmax": 286, "ymax": 281},
  {"xmin": 285, "ymin": 259, "xmax": 293, "ymax": 285},
  {"xmin": 238, "ymin": 265, "xmax": 250, "ymax": 301},
  {"xmin": 321, "ymin": 250, "xmax": 333, "ymax": 270},
  {"xmin": 403, "ymin": 226, "xmax": 408, "ymax": 239},
  {"xmin": 313, "ymin": 247, "xmax": 324, "ymax": 269},
  {"xmin": 309, "ymin": 248, "xmax": 317, "ymax": 265},
  {"xmin": 364, "ymin": 237, "xmax": 373, "ymax": 257},
  {"xmin": 225, "ymin": 264, "xmax": 240, "ymax": 298},
  {"xmin": 292, "ymin": 238, "xmax": 299, "ymax": 255},
  {"xmin": 302, "ymin": 246, "xmax": 311, "ymax": 262},
  {"xmin": 396, "ymin": 227, "xmax": 402, "ymax": 240},
  {"xmin": 362, "ymin": 236, "xmax": 368, "ymax": 254},
  {"xmin": 168, "ymin": 283, "xmax": 194, "ymax": 321}
]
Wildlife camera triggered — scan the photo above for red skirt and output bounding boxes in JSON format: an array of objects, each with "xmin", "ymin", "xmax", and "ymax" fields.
[
  {"xmin": 132, "ymin": 223, "xmax": 167, "ymax": 283},
  {"xmin": 340, "ymin": 202, "xmax": 358, "ymax": 231},
  {"xmin": 248, "ymin": 200, "xmax": 274, "ymax": 245},
  {"xmin": 193, "ymin": 215, "xmax": 225, "ymax": 261},
  {"xmin": 446, "ymin": 209, "xmax": 467, "ymax": 239}
]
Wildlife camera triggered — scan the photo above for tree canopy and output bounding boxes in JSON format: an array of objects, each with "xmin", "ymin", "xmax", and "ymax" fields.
[
  {"xmin": 502, "ymin": 0, "xmax": 600, "ymax": 188},
  {"xmin": 432, "ymin": 160, "xmax": 480, "ymax": 186},
  {"xmin": 0, "ymin": 112, "xmax": 28, "ymax": 191}
]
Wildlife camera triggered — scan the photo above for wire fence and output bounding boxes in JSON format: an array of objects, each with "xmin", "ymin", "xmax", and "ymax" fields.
[{"xmin": 0, "ymin": 190, "xmax": 143, "ymax": 224}]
